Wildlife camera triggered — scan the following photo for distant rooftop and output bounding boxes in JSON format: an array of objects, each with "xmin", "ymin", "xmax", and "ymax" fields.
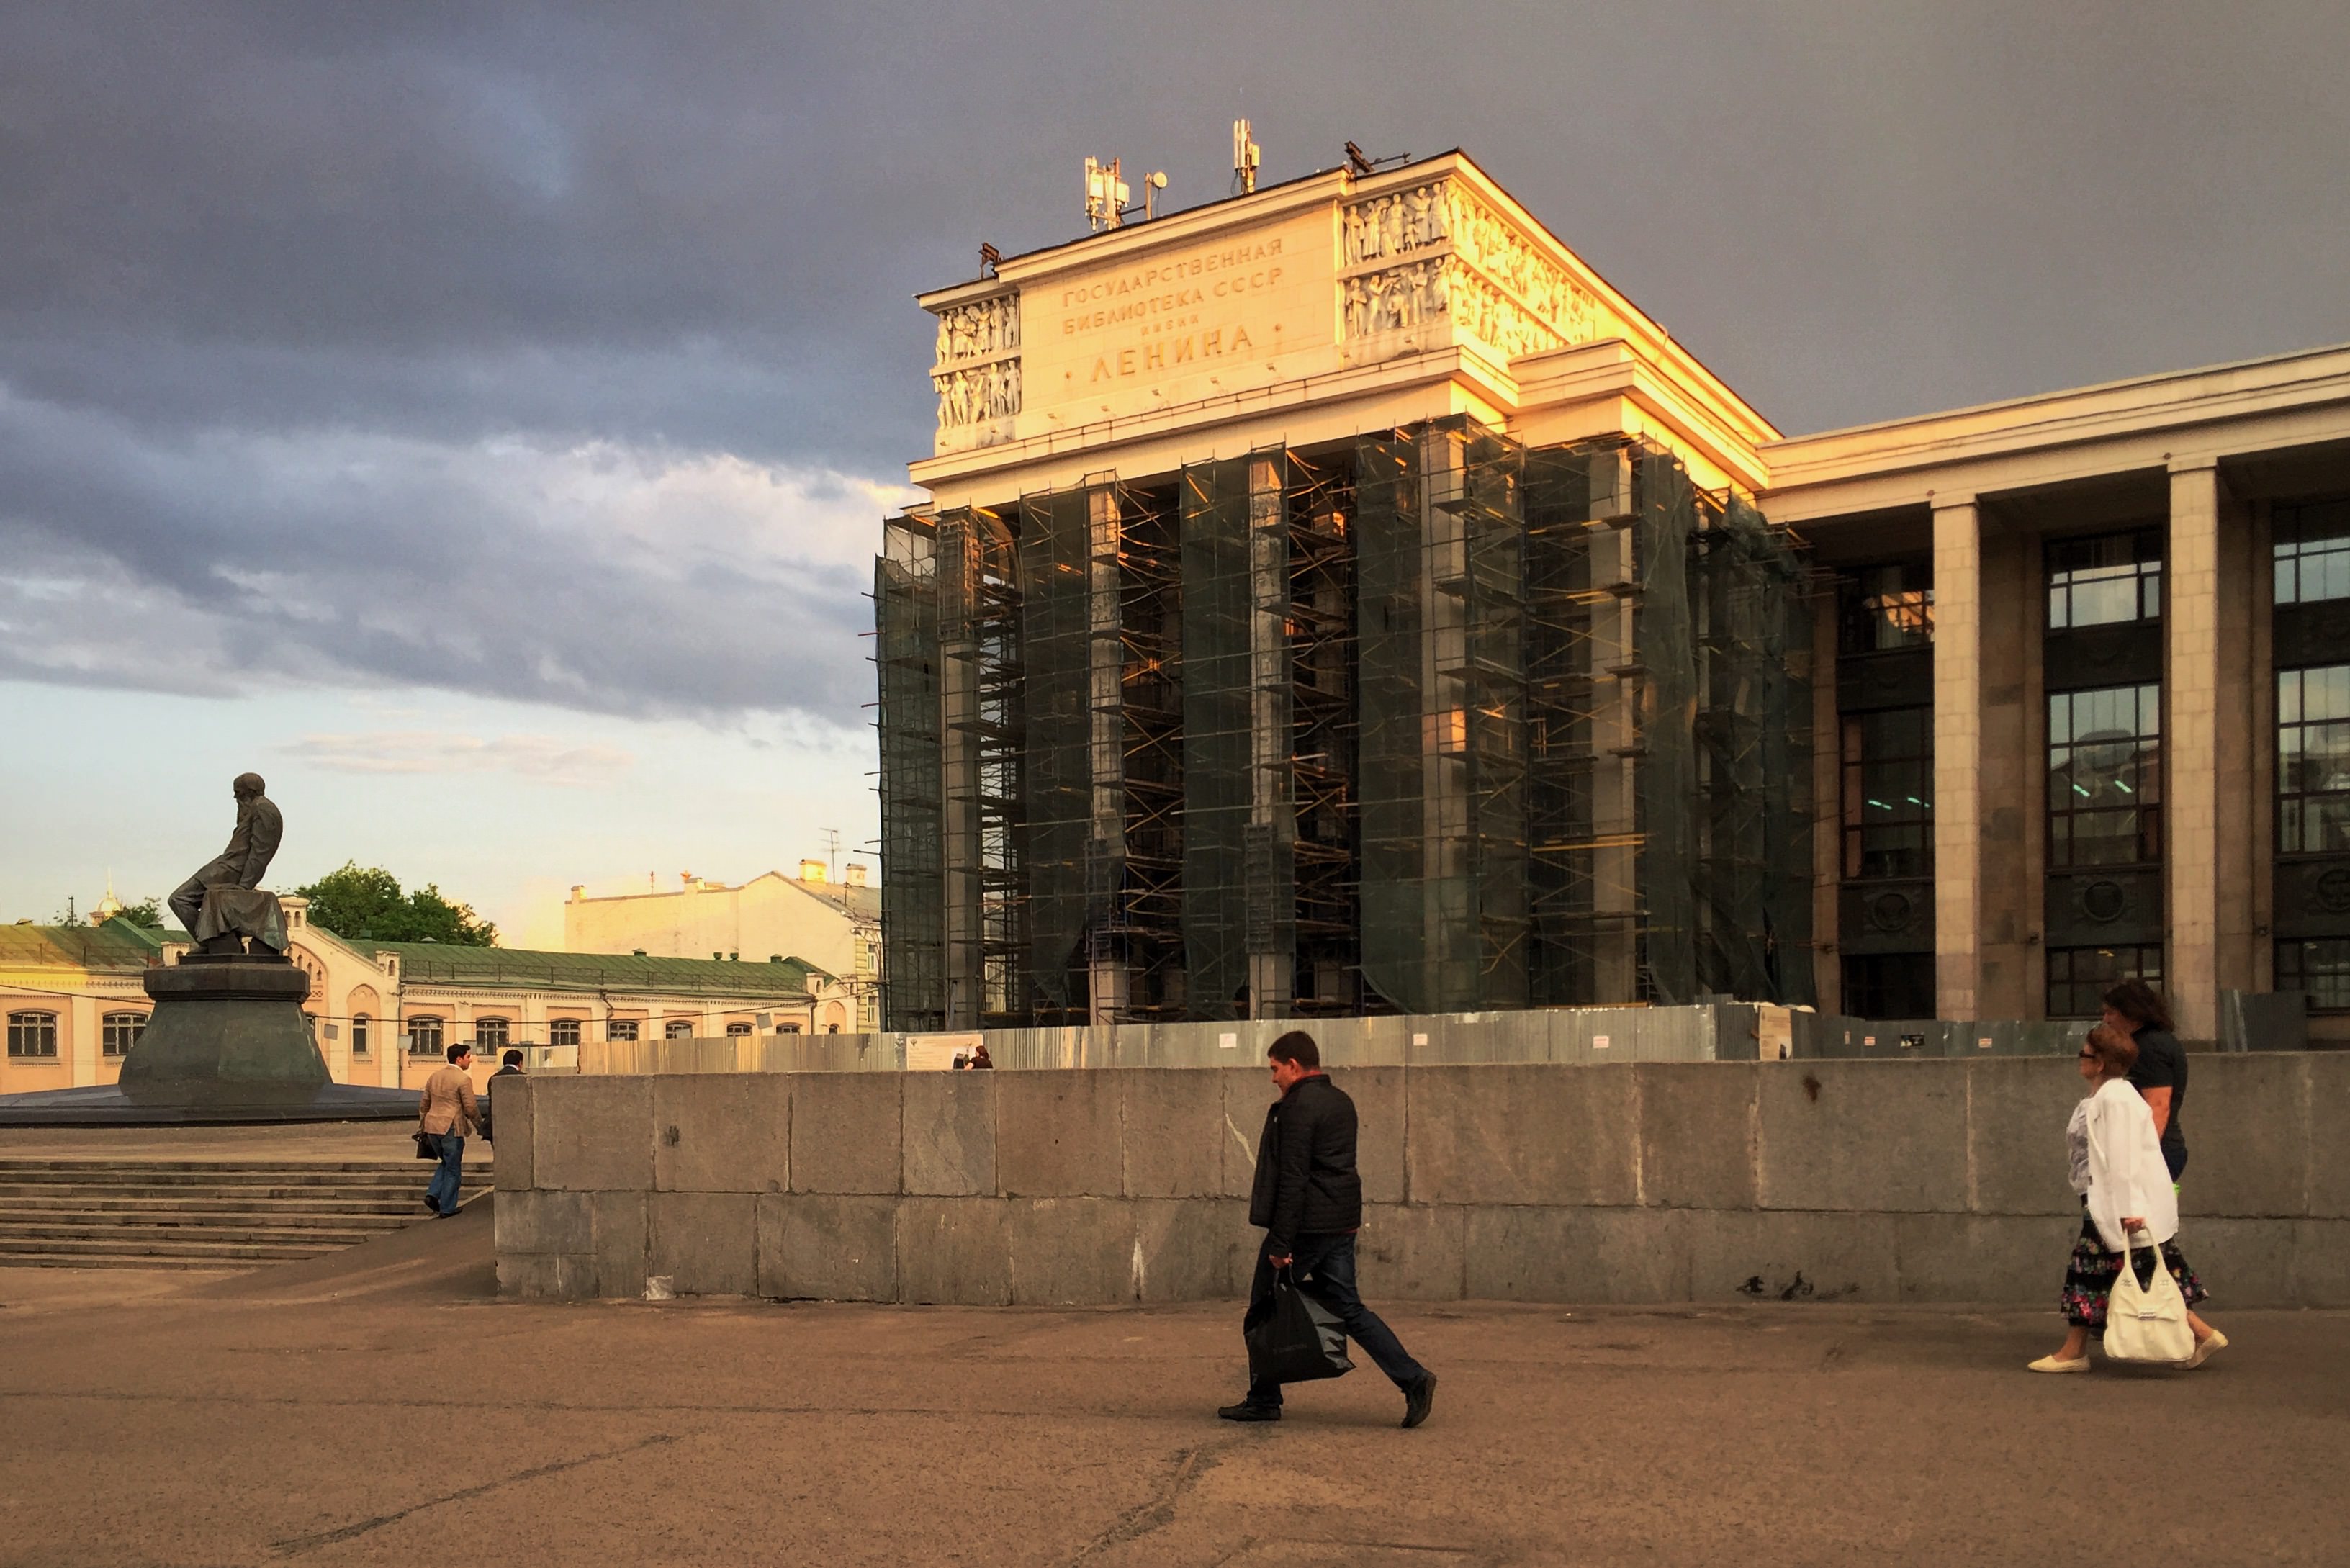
[
  {"xmin": 356, "ymin": 939, "xmax": 835, "ymax": 996},
  {"xmin": 0, "ymin": 918, "xmax": 174, "ymax": 970}
]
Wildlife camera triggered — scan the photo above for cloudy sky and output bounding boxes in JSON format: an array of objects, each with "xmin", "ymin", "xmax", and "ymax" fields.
[{"xmin": 3, "ymin": 1, "xmax": 2344, "ymax": 943}]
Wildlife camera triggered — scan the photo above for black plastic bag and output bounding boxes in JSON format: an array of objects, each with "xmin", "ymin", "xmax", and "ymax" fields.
[{"xmin": 1246, "ymin": 1268, "xmax": 1354, "ymax": 1386}]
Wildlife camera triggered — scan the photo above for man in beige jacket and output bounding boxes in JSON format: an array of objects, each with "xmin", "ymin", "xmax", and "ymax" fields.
[{"xmin": 418, "ymin": 1043, "xmax": 480, "ymax": 1217}]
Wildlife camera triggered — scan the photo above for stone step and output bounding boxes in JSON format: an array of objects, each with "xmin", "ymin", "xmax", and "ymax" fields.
[
  {"xmin": 0, "ymin": 1160, "xmax": 490, "ymax": 1175},
  {"xmin": 0, "ymin": 1207, "xmax": 420, "ymax": 1232},
  {"xmin": 0, "ymin": 1233, "xmax": 359, "ymax": 1261},
  {"xmin": 0, "ymin": 1164, "xmax": 492, "ymax": 1184},
  {"xmin": 0, "ymin": 1192, "xmax": 476, "ymax": 1216},
  {"xmin": 0, "ymin": 1251, "xmax": 254, "ymax": 1272}
]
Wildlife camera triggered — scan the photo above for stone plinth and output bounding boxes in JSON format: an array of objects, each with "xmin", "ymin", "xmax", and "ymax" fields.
[{"xmin": 118, "ymin": 954, "xmax": 326, "ymax": 1107}]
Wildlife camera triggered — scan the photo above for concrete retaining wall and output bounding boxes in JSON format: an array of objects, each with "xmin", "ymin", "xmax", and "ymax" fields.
[{"xmin": 493, "ymin": 1055, "xmax": 2350, "ymax": 1307}]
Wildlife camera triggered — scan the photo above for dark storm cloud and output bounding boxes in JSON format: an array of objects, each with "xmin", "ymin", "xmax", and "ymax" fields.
[{"xmin": 3, "ymin": 1, "xmax": 2345, "ymax": 721}]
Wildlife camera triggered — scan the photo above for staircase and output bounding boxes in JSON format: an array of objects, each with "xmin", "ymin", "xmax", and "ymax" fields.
[{"xmin": 0, "ymin": 1158, "xmax": 494, "ymax": 1271}]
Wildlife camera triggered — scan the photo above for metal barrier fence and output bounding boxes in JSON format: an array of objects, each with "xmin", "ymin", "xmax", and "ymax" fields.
[{"xmin": 573, "ymin": 1003, "xmax": 1764, "ymax": 1075}]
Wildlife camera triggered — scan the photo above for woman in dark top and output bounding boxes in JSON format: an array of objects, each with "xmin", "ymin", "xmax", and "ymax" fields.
[{"xmin": 2100, "ymin": 979, "xmax": 2189, "ymax": 1182}]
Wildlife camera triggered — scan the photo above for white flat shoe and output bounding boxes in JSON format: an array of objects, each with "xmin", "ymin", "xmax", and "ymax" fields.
[
  {"xmin": 2028, "ymin": 1354, "xmax": 2092, "ymax": 1373},
  {"xmin": 2184, "ymin": 1329, "xmax": 2228, "ymax": 1369}
]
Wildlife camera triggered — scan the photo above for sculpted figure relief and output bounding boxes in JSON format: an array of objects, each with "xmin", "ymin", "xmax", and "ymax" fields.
[
  {"xmin": 933, "ymin": 295, "xmax": 1022, "ymax": 366},
  {"xmin": 1342, "ymin": 184, "xmax": 1451, "ymax": 265},
  {"xmin": 934, "ymin": 355, "xmax": 1025, "ymax": 429}
]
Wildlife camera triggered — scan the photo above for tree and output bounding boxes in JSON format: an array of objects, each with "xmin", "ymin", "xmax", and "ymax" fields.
[
  {"xmin": 294, "ymin": 862, "xmax": 499, "ymax": 947},
  {"xmin": 117, "ymin": 897, "xmax": 163, "ymax": 928}
]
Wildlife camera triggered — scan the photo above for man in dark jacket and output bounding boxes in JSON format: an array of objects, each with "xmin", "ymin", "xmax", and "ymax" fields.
[{"xmin": 1221, "ymin": 1029, "xmax": 1436, "ymax": 1428}]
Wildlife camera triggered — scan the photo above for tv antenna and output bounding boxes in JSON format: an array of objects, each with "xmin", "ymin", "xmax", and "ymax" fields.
[
  {"xmin": 1343, "ymin": 141, "xmax": 1376, "ymax": 175},
  {"xmin": 978, "ymin": 242, "xmax": 1001, "ymax": 278},
  {"xmin": 1233, "ymin": 118, "xmax": 1260, "ymax": 195}
]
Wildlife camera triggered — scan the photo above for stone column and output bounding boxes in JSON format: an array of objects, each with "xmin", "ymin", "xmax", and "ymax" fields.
[
  {"xmin": 2167, "ymin": 461, "xmax": 2253, "ymax": 1040},
  {"xmin": 1932, "ymin": 499, "xmax": 1982, "ymax": 1019}
]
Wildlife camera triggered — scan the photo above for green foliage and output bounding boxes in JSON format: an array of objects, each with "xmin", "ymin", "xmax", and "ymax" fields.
[
  {"xmin": 294, "ymin": 862, "xmax": 499, "ymax": 947},
  {"xmin": 118, "ymin": 897, "xmax": 163, "ymax": 928}
]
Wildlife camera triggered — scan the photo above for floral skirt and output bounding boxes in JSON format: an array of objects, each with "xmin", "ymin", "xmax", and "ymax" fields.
[{"xmin": 2060, "ymin": 1210, "xmax": 2206, "ymax": 1329}]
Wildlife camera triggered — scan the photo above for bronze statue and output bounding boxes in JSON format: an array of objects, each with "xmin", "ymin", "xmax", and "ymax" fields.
[{"xmin": 168, "ymin": 772, "xmax": 283, "ymax": 947}]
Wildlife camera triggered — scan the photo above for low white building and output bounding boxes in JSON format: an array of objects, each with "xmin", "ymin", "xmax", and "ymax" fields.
[{"xmin": 564, "ymin": 862, "xmax": 881, "ymax": 1029}]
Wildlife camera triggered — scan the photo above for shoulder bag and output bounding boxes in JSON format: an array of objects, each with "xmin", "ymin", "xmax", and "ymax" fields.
[{"xmin": 2102, "ymin": 1226, "xmax": 2194, "ymax": 1364}]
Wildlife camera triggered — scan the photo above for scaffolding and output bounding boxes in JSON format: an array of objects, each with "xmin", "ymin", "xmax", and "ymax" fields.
[
  {"xmin": 875, "ymin": 513, "xmax": 943, "ymax": 1032},
  {"xmin": 877, "ymin": 418, "xmax": 1813, "ymax": 1028}
]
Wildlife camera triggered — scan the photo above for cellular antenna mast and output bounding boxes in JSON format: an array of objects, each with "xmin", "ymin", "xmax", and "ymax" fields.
[
  {"xmin": 1233, "ymin": 118, "xmax": 1260, "ymax": 195},
  {"xmin": 1084, "ymin": 156, "xmax": 1129, "ymax": 231}
]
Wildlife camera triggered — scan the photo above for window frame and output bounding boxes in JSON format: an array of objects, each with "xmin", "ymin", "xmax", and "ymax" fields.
[
  {"xmin": 1840, "ymin": 706, "xmax": 1934, "ymax": 881},
  {"xmin": 2047, "ymin": 682, "xmax": 2164, "ymax": 869},
  {"xmin": 663, "ymin": 1019, "xmax": 695, "ymax": 1040},
  {"xmin": 351, "ymin": 1014, "xmax": 370, "ymax": 1057},
  {"xmin": 2046, "ymin": 944, "xmax": 2164, "ymax": 1019},
  {"xmin": 474, "ymin": 1017, "xmax": 510, "ymax": 1050},
  {"xmin": 2046, "ymin": 528, "xmax": 2164, "ymax": 631},
  {"xmin": 2273, "ymin": 496, "xmax": 2350, "ymax": 606},
  {"xmin": 406, "ymin": 1016, "xmax": 445, "ymax": 1057},
  {"xmin": 548, "ymin": 1018, "xmax": 582, "ymax": 1047},
  {"xmin": 2276, "ymin": 937, "xmax": 2350, "ymax": 1014},
  {"xmin": 1838, "ymin": 562, "xmax": 1935, "ymax": 654},
  {"xmin": 101, "ymin": 1011, "xmax": 147, "ymax": 1058},
  {"xmin": 606, "ymin": 1018, "xmax": 640, "ymax": 1042},
  {"xmin": 2277, "ymin": 664, "xmax": 2350, "ymax": 856},
  {"xmin": 7, "ymin": 1009, "xmax": 60, "ymax": 1059}
]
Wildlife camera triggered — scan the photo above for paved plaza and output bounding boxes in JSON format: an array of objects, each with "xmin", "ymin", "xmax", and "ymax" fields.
[{"xmin": 1, "ymin": 1204, "xmax": 2344, "ymax": 1567}]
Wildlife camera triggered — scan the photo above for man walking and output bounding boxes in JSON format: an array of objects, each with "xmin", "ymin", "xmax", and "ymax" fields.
[
  {"xmin": 1221, "ymin": 1030, "xmax": 1436, "ymax": 1428},
  {"xmin": 482, "ymin": 1047, "xmax": 523, "ymax": 1143},
  {"xmin": 418, "ymin": 1043, "xmax": 480, "ymax": 1217}
]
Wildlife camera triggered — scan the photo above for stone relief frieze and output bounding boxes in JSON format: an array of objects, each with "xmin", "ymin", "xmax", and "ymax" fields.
[
  {"xmin": 934, "ymin": 358, "xmax": 1021, "ymax": 429},
  {"xmin": 1341, "ymin": 183, "xmax": 1449, "ymax": 264},
  {"xmin": 932, "ymin": 294, "xmax": 1022, "ymax": 366},
  {"xmin": 1340, "ymin": 177, "xmax": 1599, "ymax": 356}
]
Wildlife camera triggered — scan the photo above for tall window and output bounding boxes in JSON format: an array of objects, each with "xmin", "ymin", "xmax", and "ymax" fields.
[
  {"xmin": 664, "ymin": 1019, "xmax": 695, "ymax": 1040},
  {"xmin": 1840, "ymin": 562, "xmax": 1933, "ymax": 652},
  {"xmin": 407, "ymin": 1017, "xmax": 444, "ymax": 1056},
  {"xmin": 7, "ymin": 1011, "xmax": 59, "ymax": 1058},
  {"xmin": 2279, "ymin": 664, "xmax": 2350, "ymax": 853},
  {"xmin": 2048, "ymin": 945, "xmax": 2164, "ymax": 1019},
  {"xmin": 2048, "ymin": 529, "xmax": 2163, "ymax": 629},
  {"xmin": 474, "ymin": 1017, "xmax": 510, "ymax": 1049},
  {"xmin": 352, "ymin": 1014, "xmax": 370, "ymax": 1057},
  {"xmin": 549, "ymin": 1018, "xmax": 582, "ymax": 1047},
  {"xmin": 608, "ymin": 1019, "xmax": 640, "ymax": 1042},
  {"xmin": 2048, "ymin": 685, "xmax": 2162, "ymax": 867},
  {"xmin": 2277, "ymin": 940, "xmax": 2350, "ymax": 1011},
  {"xmin": 2274, "ymin": 497, "xmax": 2350, "ymax": 605},
  {"xmin": 102, "ymin": 1012, "xmax": 145, "ymax": 1057},
  {"xmin": 1842, "ymin": 954, "xmax": 1935, "ymax": 1019},
  {"xmin": 1841, "ymin": 708, "xmax": 1933, "ymax": 879}
]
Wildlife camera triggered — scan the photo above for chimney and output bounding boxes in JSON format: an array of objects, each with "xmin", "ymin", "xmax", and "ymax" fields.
[
  {"xmin": 569, "ymin": 884, "xmax": 585, "ymax": 901},
  {"xmin": 798, "ymin": 859, "xmax": 828, "ymax": 883},
  {"xmin": 844, "ymin": 863, "xmax": 868, "ymax": 887}
]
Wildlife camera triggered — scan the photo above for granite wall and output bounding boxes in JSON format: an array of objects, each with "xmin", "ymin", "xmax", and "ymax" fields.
[{"xmin": 492, "ymin": 1055, "xmax": 2350, "ymax": 1307}]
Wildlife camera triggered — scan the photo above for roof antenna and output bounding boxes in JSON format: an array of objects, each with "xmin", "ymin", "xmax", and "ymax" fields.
[
  {"xmin": 978, "ymin": 243, "xmax": 1001, "ymax": 278},
  {"xmin": 1344, "ymin": 140, "xmax": 1375, "ymax": 176},
  {"xmin": 1084, "ymin": 156, "xmax": 1129, "ymax": 230},
  {"xmin": 1233, "ymin": 118, "xmax": 1260, "ymax": 195}
]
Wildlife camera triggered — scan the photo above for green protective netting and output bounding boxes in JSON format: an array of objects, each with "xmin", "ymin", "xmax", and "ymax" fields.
[
  {"xmin": 1353, "ymin": 431, "xmax": 1426, "ymax": 1013},
  {"xmin": 1635, "ymin": 450, "xmax": 1701, "ymax": 1004},
  {"xmin": 1018, "ymin": 488, "xmax": 1092, "ymax": 1013},
  {"xmin": 1179, "ymin": 458, "xmax": 1253, "ymax": 1019},
  {"xmin": 875, "ymin": 514, "xmax": 944, "ymax": 1031}
]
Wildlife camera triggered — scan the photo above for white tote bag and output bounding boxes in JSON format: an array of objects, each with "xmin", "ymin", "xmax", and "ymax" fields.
[{"xmin": 2103, "ymin": 1229, "xmax": 2194, "ymax": 1364}]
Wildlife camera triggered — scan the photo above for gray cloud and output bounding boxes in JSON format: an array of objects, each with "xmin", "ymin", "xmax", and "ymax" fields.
[{"xmin": 3, "ymin": 1, "xmax": 2346, "ymax": 723}]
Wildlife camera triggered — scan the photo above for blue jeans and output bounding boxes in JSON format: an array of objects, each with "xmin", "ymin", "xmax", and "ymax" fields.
[
  {"xmin": 1243, "ymin": 1232, "xmax": 1428, "ymax": 1405},
  {"xmin": 426, "ymin": 1133, "xmax": 466, "ymax": 1215}
]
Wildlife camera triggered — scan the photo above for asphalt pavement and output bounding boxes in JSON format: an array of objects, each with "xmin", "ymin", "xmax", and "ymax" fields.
[{"xmin": 0, "ymin": 1202, "xmax": 2342, "ymax": 1567}]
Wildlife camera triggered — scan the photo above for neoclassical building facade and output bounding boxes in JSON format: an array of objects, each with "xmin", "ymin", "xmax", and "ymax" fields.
[
  {"xmin": 1, "ymin": 901, "xmax": 856, "ymax": 1098},
  {"xmin": 875, "ymin": 148, "xmax": 2350, "ymax": 1042}
]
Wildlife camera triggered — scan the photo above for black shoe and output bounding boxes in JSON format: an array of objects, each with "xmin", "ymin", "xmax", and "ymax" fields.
[
  {"xmin": 423, "ymin": 1199, "xmax": 441, "ymax": 1215},
  {"xmin": 1401, "ymin": 1372, "xmax": 1436, "ymax": 1430},
  {"xmin": 1217, "ymin": 1401, "xmax": 1280, "ymax": 1423}
]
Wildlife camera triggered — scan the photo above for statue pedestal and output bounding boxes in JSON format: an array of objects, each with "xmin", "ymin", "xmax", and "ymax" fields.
[{"xmin": 116, "ymin": 953, "xmax": 330, "ymax": 1110}]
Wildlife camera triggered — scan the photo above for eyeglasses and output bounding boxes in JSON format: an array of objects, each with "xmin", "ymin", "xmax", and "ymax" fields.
[{"xmin": 2077, "ymin": 1050, "xmax": 2098, "ymax": 1061}]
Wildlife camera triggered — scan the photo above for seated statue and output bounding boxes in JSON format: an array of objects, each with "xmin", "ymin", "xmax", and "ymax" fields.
[{"xmin": 169, "ymin": 772, "xmax": 286, "ymax": 955}]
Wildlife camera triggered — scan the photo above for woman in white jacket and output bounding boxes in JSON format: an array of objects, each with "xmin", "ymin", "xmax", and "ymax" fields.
[{"xmin": 2032, "ymin": 1024, "xmax": 2225, "ymax": 1372}]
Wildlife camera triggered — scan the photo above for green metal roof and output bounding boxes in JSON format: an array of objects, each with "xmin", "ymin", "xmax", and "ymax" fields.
[
  {"xmin": 361, "ymin": 941, "xmax": 834, "ymax": 997},
  {"xmin": 0, "ymin": 919, "xmax": 175, "ymax": 970}
]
